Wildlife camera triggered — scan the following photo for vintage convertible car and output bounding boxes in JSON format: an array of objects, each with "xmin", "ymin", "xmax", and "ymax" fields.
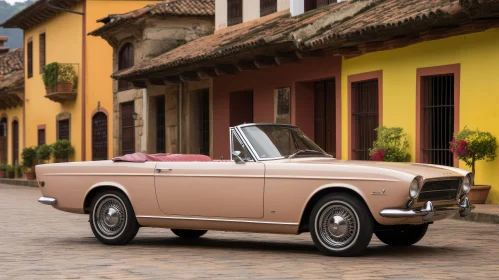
[{"xmin": 36, "ymin": 123, "xmax": 474, "ymax": 256}]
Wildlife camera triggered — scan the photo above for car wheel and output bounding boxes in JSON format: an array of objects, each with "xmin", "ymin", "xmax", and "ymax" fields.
[
  {"xmin": 90, "ymin": 190, "xmax": 139, "ymax": 245},
  {"xmin": 309, "ymin": 193, "xmax": 373, "ymax": 257},
  {"xmin": 171, "ymin": 229, "xmax": 208, "ymax": 239},
  {"xmin": 375, "ymin": 224, "xmax": 428, "ymax": 246}
]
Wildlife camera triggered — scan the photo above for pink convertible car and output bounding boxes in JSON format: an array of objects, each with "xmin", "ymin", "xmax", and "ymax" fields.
[{"xmin": 36, "ymin": 123, "xmax": 473, "ymax": 256}]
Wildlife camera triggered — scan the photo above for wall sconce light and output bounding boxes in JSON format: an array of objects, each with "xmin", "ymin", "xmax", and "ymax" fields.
[{"xmin": 132, "ymin": 112, "xmax": 138, "ymax": 120}]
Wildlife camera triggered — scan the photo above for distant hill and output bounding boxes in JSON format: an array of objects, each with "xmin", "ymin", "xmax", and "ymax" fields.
[{"xmin": 0, "ymin": 1, "xmax": 34, "ymax": 49}]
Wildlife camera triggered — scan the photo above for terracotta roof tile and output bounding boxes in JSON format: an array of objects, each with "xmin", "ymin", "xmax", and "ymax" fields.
[
  {"xmin": 114, "ymin": 0, "xmax": 499, "ymax": 80},
  {"xmin": 0, "ymin": 48, "xmax": 24, "ymax": 92},
  {"xmin": 89, "ymin": 0, "xmax": 215, "ymax": 36}
]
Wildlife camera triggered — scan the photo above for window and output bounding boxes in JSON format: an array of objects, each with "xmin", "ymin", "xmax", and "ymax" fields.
[
  {"xmin": 38, "ymin": 128, "xmax": 46, "ymax": 146},
  {"xmin": 260, "ymin": 0, "xmax": 277, "ymax": 17},
  {"xmin": 227, "ymin": 0, "xmax": 243, "ymax": 26},
  {"xmin": 421, "ymin": 74, "xmax": 455, "ymax": 166},
  {"xmin": 118, "ymin": 43, "xmax": 134, "ymax": 91},
  {"xmin": 231, "ymin": 129, "xmax": 253, "ymax": 162},
  {"xmin": 92, "ymin": 112, "xmax": 108, "ymax": 160},
  {"xmin": 351, "ymin": 79, "xmax": 379, "ymax": 160},
  {"xmin": 27, "ymin": 40, "xmax": 33, "ymax": 78},
  {"xmin": 39, "ymin": 33, "xmax": 46, "ymax": 73},
  {"xmin": 12, "ymin": 120, "xmax": 19, "ymax": 165},
  {"xmin": 58, "ymin": 119, "xmax": 70, "ymax": 140},
  {"xmin": 274, "ymin": 87, "xmax": 291, "ymax": 124},
  {"xmin": 306, "ymin": 0, "xmax": 336, "ymax": 12}
]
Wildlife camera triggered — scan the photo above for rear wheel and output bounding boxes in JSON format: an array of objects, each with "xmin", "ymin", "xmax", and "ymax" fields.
[
  {"xmin": 171, "ymin": 229, "xmax": 208, "ymax": 239},
  {"xmin": 375, "ymin": 224, "xmax": 428, "ymax": 246},
  {"xmin": 309, "ymin": 193, "xmax": 373, "ymax": 257},
  {"xmin": 90, "ymin": 190, "xmax": 139, "ymax": 245}
]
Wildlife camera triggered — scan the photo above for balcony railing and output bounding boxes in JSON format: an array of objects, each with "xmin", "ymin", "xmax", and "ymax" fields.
[{"xmin": 42, "ymin": 62, "xmax": 78, "ymax": 103}]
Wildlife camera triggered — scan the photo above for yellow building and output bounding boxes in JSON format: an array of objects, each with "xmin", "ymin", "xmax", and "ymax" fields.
[
  {"xmin": 0, "ymin": 0, "xmax": 159, "ymax": 162},
  {"xmin": 0, "ymin": 39, "xmax": 24, "ymax": 168}
]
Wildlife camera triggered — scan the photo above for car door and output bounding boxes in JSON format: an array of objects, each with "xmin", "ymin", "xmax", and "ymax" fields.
[{"xmin": 154, "ymin": 133, "xmax": 264, "ymax": 218}]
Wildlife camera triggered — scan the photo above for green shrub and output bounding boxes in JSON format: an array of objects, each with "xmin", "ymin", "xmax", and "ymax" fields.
[
  {"xmin": 0, "ymin": 164, "xmax": 6, "ymax": 171},
  {"xmin": 52, "ymin": 139, "xmax": 74, "ymax": 160},
  {"xmin": 5, "ymin": 165, "xmax": 14, "ymax": 178},
  {"xmin": 14, "ymin": 165, "xmax": 23, "ymax": 178},
  {"xmin": 21, "ymin": 147, "xmax": 37, "ymax": 168},
  {"xmin": 36, "ymin": 144, "xmax": 52, "ymax": 163},
  {"xmin": 369, "ymin": 126, "xmax": 410, "ymax": 162},
  {"xmin": 42, "ymin": 62, "xmax": 58, "ymax": 89}
]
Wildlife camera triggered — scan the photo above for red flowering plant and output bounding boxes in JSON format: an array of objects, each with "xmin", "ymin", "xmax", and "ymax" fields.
[
  {"xmin": 369, "ymin": 126, "xmax": 410, "ymax": 162},
  {"xmin": 450, "ymin": 126, "xmax": 497, "ymax": 176}
]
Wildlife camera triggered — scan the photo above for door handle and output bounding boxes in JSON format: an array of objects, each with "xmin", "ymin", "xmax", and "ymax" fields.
[{"xmin": 156, "ymin": 168, "xmax": 172, "ymax": 173}]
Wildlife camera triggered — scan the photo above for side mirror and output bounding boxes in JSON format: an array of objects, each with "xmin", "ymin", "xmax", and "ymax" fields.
[{"xmin": 232, "ymin": 151, "xmax": 245, "ymax": 164}]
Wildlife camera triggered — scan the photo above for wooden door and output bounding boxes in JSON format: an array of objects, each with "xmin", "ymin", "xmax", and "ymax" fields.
[
  {"xmin": 156, "ymin": 95, "xmax": 166, "ymax": 153},
  {"xmin": 314, "ymin": 79, "xmax": 336, "ymax": 156},
  {"xmin": 12, "ymin": 120, "xmax": 18, "ymax": 165},
  {"xmin": 198, "ymin": 89, "xmax": 210, "ymax": 156},
  {"xmin": 230, "ymin": 91, "xmax": 253, "ymax": 127},
  {"xmin": 120, "ymin": 102, "xmax": 135, "ymax": 155},
  {"xmin": 351, "ymin": 79, "xmax": 379, "ymax": 160},
  {"xmin": 92, "ymin": 112, "xmax": 108, "ymax": 160},
  {"xmin": 0, "ymin": 118, "xmax": 6, "ymax": 164}
]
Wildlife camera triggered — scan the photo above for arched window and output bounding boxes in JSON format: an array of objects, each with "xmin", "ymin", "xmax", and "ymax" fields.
[
  {"xmin": 0, "ymin": 117, "xmax": 7, "ymax": 164},
  {"xmin": 118, "ymin": 43, "xmax": 134, "ymax": 91},
  {"xmin": 12, "ymin": 120, "xmax": 19, "ymax": 165},
  {"xmin": 92, "ymin": 112, "xmax": 108, "ymax": 161}
]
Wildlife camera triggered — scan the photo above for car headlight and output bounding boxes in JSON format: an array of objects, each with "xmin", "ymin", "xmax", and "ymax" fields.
[
  {"xmin": 409, "ymin": 179, "xmax": 419, "ymax": 199},
  {"xmin": 462, "ymin": 174, "xmax": 472, "ymax": 194}
]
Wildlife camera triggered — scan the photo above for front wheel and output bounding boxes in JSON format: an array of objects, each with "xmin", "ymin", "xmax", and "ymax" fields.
[
  {"xmin": 90, "ymin": 190, "xmax": 139, "ymax": 245},
  {"xmin": 171, "ymin": 229, "xmax": 208, "ymax": 239},
  {"xmin": 375, "ymin": 224, "xmax": 428, "ymax": 246},
  {"xmin": 309, "ymin": 193, "xmax": 373, "ymax": 257}
]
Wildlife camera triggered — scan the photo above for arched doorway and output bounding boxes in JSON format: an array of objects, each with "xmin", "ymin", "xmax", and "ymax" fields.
[
  {"xmin": 0, "ymin": 117, "xmax": 7, "ymax": 164},
  {"xmin": 12, "ymin": 119, "xmax": 19, "ymax": 165},
  {"xmin": 92, "ymin": 112, "xmax": 108, "ymax": 160}
]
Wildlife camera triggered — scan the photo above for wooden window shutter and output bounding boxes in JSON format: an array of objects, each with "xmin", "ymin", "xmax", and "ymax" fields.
[
  {"xmin": 39, "ymin": 33, "xmax": 46, "ymax": 73},
  {"xmin": 118, "ymin": 43, "xmax": 134, "ymax": 91},
  {"xmin": 27, "ymin": 41, "xmax": 33, "ymax": 78},
  {"xmin": 227, "ymin": 0, "xmax": 243, "ymax": 26},
  {"xmin": 260, "ymin": 0, "xmax": 277, "ymax": 17}
]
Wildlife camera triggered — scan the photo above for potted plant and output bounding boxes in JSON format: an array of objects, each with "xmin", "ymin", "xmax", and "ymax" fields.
[
  {"xmin": 369, "ymin": 126, "xmax": 410, "ymax": 162},
  {"xmin": 42, "ymin": 62, "xmax": 58, "ymax": 94},
  {"xmin": 0, "ymin": 164, "xmax": 6, "ymax": 178},
  {"xmin": 450, "ymin": 126, "xmax": 498, "ymax": 204},
  {"xmin": 52, "ymin": 139, "xmax": 74, "ymax": 163},
  {"xmin": 57, "ymin": 64, "xmax": 77, "ymax": 93},
  {"xmin": 15, "ymin": 165, "xmax": 23, "ymax": 178},
  {"xmin": 36, "ymin": 144, "xmax": 52, "ymax": 164},
  {"xmin": 21, "ymin": 147, "xmax": 37, "ymax": 180},
  {"xmin": 5, "ymin": 165, "xmax": 15, "ymax": 179}
]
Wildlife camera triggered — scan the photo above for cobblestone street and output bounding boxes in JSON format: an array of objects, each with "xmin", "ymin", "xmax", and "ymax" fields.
[{"xmin": 1, "ymin": 184, "xmax": 498, "ymax": 280}]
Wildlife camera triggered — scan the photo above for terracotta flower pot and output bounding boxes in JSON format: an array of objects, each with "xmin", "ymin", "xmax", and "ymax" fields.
[
  {"xmin": 467, "ymin": 185, "xmax": 491, "ymax": 204},
  {"xmin": 0, "ymin": 170, "xmax": 5, "ymax": 178},
  {"xmin": 25, "ymin": 171, "xmax": 36, "ymax": 180},
  {"xmin": 57, "ymin": 82, "xmax": 73, "ymax": 93}
]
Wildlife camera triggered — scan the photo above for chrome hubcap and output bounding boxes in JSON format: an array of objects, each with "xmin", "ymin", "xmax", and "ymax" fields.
[
  {"xmin": 94, "ymin": 196, "xmax": 127, "ymax": 238},
  {"xmin": 318, "ymin": 203, "xmax": 358, "ymax": 248}
]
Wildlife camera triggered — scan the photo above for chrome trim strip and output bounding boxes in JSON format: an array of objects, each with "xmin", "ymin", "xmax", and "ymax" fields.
[
  {"xmin": 136, "ymin": 215, "xmax": 299, "ymax": 226},
  {"xmin": 44, "ymin": 173, "xmax": 155, "ymax": 177},
  {"xmin": 156, "ymin": 174, "xmax": 264, "ymax": 178},
  {"xmin": 38, "ymin": 197, "xmax": 56, "ymax": 205},
  {"xmin": 265, "ymin": 176, "xmax": 397, "ymax": 182}
]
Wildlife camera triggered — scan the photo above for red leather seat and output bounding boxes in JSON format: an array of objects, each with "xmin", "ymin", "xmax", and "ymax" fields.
[{"xmin": 112, "ymin": 153, "xmax": 213, "ymax": 163}]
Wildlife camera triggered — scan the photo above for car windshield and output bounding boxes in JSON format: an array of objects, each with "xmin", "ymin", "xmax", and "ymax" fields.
[{"xmin": 240, "ymin": 125, "xmax": 329, "ymax": 159}]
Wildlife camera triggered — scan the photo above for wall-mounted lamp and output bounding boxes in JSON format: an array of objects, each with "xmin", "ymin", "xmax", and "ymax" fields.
[{"xmin": 132, "ymin": 112, "xmax": 138, "ymax": 120}]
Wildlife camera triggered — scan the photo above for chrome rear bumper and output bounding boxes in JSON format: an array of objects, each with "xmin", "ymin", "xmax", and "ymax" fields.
[
  {"xmin": 38, "ymin": 197, "xmax": 57, "ymax": 206},
  {"xmin": 380, "ymin": 197, "xmax": 473, "ymax": 221}
]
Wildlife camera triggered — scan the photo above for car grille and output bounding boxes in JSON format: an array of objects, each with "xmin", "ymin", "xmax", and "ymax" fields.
[{"xmin": 417, "ymin": 179, "xmax": 461, "ymax": 203}]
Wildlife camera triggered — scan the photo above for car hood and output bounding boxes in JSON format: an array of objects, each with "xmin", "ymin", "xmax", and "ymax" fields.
[{"xmin": 281, "ymin": 158, "xmax": 466, "ymax": 180}]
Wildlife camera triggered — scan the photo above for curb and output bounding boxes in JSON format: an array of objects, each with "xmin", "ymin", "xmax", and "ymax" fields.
[
  {"xmin": 451, "ymin": 212, "xmax": 499, "ymax": 224},
  {"xmin": 0, "ymin": 178, "xmax": 38, "ymax": 188}
]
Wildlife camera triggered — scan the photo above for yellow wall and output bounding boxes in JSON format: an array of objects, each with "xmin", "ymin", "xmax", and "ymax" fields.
[
  {"xmin": 23, "ymin": 4, "xmax": 83, "ymax": 161},
  {"xmin": 341, "ymin": 28, "xmax": 499, "ymax": 203},
  {"xmin": 85, "ymin": 0, "xmax": 160, "ymax": 161},
  {"xmin": 0, "ymin": 106, "xmax": 24, "ymax": 165}
]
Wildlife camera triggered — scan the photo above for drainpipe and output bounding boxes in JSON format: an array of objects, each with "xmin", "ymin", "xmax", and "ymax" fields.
[
  {"xmin": 81, "ymin": 0, "xmax": 86, "ymax": 161},
  {"xmin": 141, "ymin": 88, "xmax": 148, "ymax": 153},
  {"xmin": 178, "ymin": 83, "xmax": 183, "ymax": 153}
]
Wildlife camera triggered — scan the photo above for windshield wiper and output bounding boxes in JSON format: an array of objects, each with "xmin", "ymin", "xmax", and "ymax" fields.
[{"xmin": 288, "ymin": 149, "xmax": 330, "ymax": 159}]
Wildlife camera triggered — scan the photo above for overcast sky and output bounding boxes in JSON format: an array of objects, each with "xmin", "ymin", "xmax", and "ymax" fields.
[{"xmin": 2, "ymin": 0, "xmax": 29, "ymax": 5}]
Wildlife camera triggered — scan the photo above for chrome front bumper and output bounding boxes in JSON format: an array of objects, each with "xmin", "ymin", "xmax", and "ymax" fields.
[
  {"xmin": 38, "ymin": 197, "xmax": 57, "ymax": 206},
  {"xmin": 380, "ymin": 197, "xmax": 473, "ymax": 221}
]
